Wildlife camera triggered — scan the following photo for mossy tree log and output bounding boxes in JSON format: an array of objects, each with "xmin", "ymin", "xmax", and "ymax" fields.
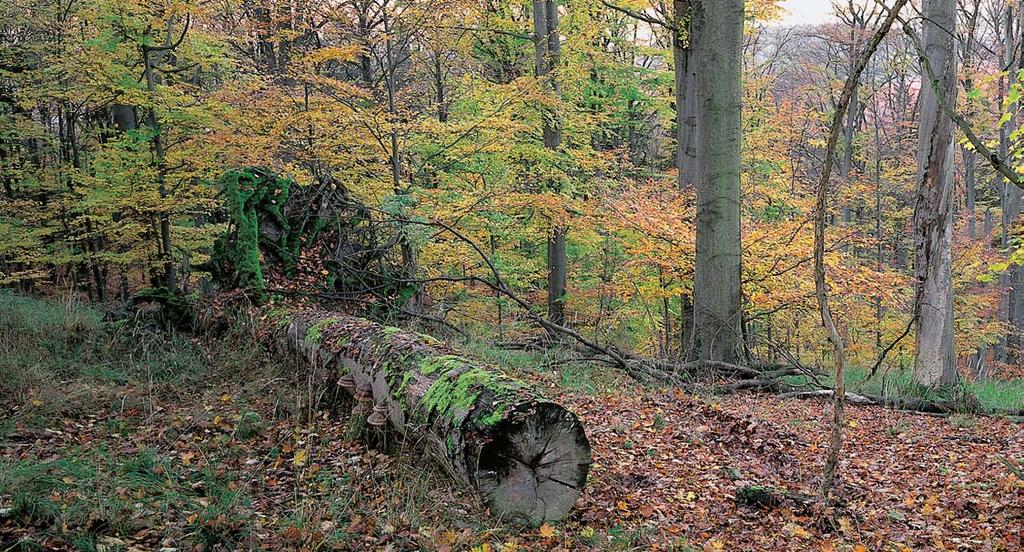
[{"xmin": 268, "ymin": 309, "xmax": 592, "ymax": 525}]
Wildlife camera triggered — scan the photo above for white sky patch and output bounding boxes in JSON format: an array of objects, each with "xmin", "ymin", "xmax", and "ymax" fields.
[{"xmin": 776, "ymin": 0, "xmax": 842, "ymax": 26}]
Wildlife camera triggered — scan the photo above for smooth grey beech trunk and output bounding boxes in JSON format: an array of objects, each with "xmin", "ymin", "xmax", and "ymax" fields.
[
  {"xmin": 534, "ymin": 0, "xmax": 568, "ymax": 327},
  {"xmin": 912, "ymin": 0, "xmax": 958, "ymax": 387},
  {"xmin": 691, "ymin": 0, "xmax": 744, "ymax": 363}
]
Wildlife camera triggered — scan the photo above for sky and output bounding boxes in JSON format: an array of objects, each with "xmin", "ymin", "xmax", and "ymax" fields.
[{"xmin": 776, "ymin": 0, "xmax": 842, "ymax": 26}]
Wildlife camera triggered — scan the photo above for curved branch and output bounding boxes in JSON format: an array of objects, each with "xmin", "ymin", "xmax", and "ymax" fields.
[{"xmin": 900, "ymin": 16, "xmax": 1024, "ymax": 189}]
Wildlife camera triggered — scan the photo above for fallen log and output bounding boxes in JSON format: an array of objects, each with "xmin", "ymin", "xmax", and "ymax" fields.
[
  {"xmin": 265, "ymin": 308, "xmax": 592, "ymax": 525},
  {"xmin": 770, "ymin": 389, "xmax": 1024, "ymax": 419}
]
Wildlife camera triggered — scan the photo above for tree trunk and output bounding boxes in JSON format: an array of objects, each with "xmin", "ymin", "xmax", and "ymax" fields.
[
  {"xmin": 873, "ymin": 97, "xmax": 885, "ymax": 352},
  {"xmin": 112, "ymin": 104, "xmax": 137, "ymax": 133},
  {"xmin": 275, "ymin": 309, "xmax": 591, "ymax": 525},
  {"xmin": 912, "ymin": 0, "xmax": 958, "ymax": 387},
  {"xmin": 999, "ymin": 5, "xmax": 1022, "ymax": 365},
  {"xmin": 434, "ymin": 53, "xmax": 448, "ymax": 123},
  {"xmin": 534, "ymin": 0, "xmax": 568, "ymax": 328},
  {"xmin": 547, "ymin": 226, "xmax": 568, "ymax": 326},
  {"xmin": 959, "ymin": 1, "xmax": 980, "ymax": 241},
  {"xmin": 964, "ymin": 146, "xmax": 977, "ymax": 240},
  {"xmin": 673, "ymin": 0, "xmax": 696, "ymax": 189},
  {"xmin": 143, "ymin": 42, "xmax": 176, "ymax": 292},
  {"xmin": 380, "ymin": 8, "xmax": 422, "ymax": 310},
  {"xmin": 679, "ymin": 294, "xmax": 694, "ymax": 358},
  {"xmin": 691, "ymin": 0, "xmax": 744, "ymax": 363}
]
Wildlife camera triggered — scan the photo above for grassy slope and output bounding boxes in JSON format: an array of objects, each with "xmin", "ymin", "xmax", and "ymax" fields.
[{"xmin": 0, "ymin": 293, "xmax": 498, "ymax": 550}]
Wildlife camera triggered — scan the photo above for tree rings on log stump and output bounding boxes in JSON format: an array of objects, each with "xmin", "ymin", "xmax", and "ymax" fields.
[{"xmin": 472, "ymin": 402, "xmax": 591, "ymax": 525}]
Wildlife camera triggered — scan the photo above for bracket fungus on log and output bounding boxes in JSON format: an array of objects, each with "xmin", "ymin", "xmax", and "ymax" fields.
[{"xmin": 265, "ymin": 308, "xmax": 592, "ymax": 525}]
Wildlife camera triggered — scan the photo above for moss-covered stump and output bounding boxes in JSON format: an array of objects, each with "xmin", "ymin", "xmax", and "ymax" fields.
[{"xmin": 271, "ymin": 309, "xmax": 591, "ymax": 525}]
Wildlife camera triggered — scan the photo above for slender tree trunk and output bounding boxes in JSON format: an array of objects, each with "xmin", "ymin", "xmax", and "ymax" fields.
[
  {"xmin": 949, "ymin": 0, "xmax": 982, "ymax": 371},
  {"xmin": 546, "ymin": 227, "xmax": 568, "ymax": 326},
  {"xmin": 534, "ymin": 0, "xmax": 568, "ymax": 328},
  {"xmin": 434, "ymin": 54, "xmax": 448, "ymax": 123},
  {"xmin": 912, "ymin": 0, "xmax": 958, "ymax": 387},
  {"xmin": 357, "ymin": 2, "xmax": 373, "ymax": 86},
  {"xmin": 673, "ymin": 0, "xmax": 697, "ymax": 189},
  {"xmin": 142, "ymin": 33, "xmax": 177, "ymax": 292},
  {"xmin": 964, "ymin": 146, "xmax": 977, "ymax": 239},
  {"xmin": 963, "ymin": 132, "xmax": 985, "ymax": 373},
  {"xmin": 691, "ymin": 0, "xmax": 744, "ymax": 363},
  {"xmin": 999, "ymin": 6, "xmax": 1023, "ymax": 365},
  {"xmin": 0, "ymin": 145, "xmax": 14, "ymax": 198},
  {"xmin": 379, "ymin": 9, "xmax": 422, "ymax": 310},
  {"xmin": 841, "ymin": 89, "xmax": 857, "ymax": 180},
  {"xmin": 543, "ymin": 0, "xmax": 561, "ymax": 151},
  {"xmin": 813, "ymin": 0, "xmax": 908, "ymax": 497},
  {"xmin": 873, "ymin": 99, "xmax": 884, "ymax": 352},
  {"xmin": 840, "ymin": 9, "xmax": 870, "ymax": 245},
  {"xmin": 533, "ymin": 1, "xmax": 548, "ymax": 82},
  {"xmin": 679, "ymin": 294, "xmax": 693, "ymax": 358}
]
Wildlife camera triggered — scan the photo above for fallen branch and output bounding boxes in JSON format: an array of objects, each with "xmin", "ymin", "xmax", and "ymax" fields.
[
  {"xmin": 716, "ymin": 378, "xmax": 797, "ymax": 395},
  {"xmin": 767, "ymin": 387, "xmax": 1024, "ymax": 419},
  {"xmin": 736, "ymin": 485, "xmax": 821, "ymax": 510},
  {"xmin": 777, "ymin": 389, "xmax": 875, "ymax": 406}
]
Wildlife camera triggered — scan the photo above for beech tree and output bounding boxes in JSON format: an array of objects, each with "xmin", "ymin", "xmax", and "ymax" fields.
[
  {"xmin": 912, "ymin": 0, "xmax": 959, "ymax": 387},
  {"xmin": 993, "ymin": 4, "xmax": 1022, "ymax": 364},
  {"xmin": 533, "ymin": 0, "xmax": 568, "ymax": 328},
  {"xmin": 691, "ymin": 0, "xmax": 745, "ymax": 363}
]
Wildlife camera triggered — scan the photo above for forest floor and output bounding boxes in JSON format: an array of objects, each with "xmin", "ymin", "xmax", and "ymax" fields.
[{"xmin": 1, "ymin": 294, "xmax": 1022, "ymax": 551}]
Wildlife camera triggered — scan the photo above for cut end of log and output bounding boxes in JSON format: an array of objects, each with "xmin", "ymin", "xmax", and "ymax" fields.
[{"xmin": 472, "ymin": 402, "xmax": 591, "ymax": 526}]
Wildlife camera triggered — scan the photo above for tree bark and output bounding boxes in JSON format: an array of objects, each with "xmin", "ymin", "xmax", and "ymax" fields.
[
  {"xmin": 964, "ymin": 145, "xmax": 977, "ymax": 239},
  {"xmin": 534, "ymin": 0, "xmax": 568, "ymax": 328},
  {"xmin": 547, "ymin": 226, "xmax": 568, "ymax": 326},
  {"xmin": 998, "ymin": 5, "xmax": 1022, "ymax": 365},
  {"xmin": 112, "ymin": 104, "xmax": 137, "ymax": 133},
  {"xmin": 673, "ymin": 0, "xmax": 697, "ymax": 189},
  {"xmin": 275, "ymin": 309, "xmax": 591, "ymax": 525},
  {"xmin": 433, "ymin": 53, "xmax": 448, "ymax": 123},
  {"xmin": 959, "ymin": 0, "xmax": 981, "ymax": 242},
  {"xmin": 912, "ymin": 0, "xmax": 958, "ymax": 387},
  {"xmin": 691, "ymin": 0, "xmax": 744, "ymax": 363},
  {"xmin": 143, "ymin": 40, "xmax": 176, "ymax": 292}
]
